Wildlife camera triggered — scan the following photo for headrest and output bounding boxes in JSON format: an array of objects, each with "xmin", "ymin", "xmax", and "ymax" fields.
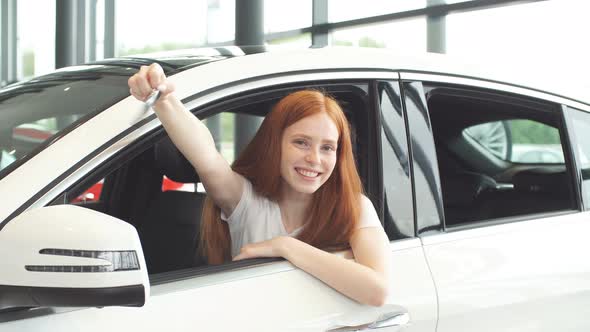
[
  {"xmin": 442, "ymin": 171, "xmax": 497, "ymax": 206},
  {"xmin": 154, "ymin": 137, "xmax": 200, "ymax": 183}
]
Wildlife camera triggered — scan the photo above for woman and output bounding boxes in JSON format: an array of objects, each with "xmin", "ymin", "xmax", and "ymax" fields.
[{"xmin": 128, "ymin": 64, "xmax": 392, "ymax": 306}]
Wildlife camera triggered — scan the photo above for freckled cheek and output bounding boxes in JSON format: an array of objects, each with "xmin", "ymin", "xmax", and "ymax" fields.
[
  {"xmin": 323, "ymin": 155, "xmax": 337, "ymax": 174},
  {"xmin": 281, "ymin": 145, "xmax": 294, "ymax": 160},
  {"xmin": 287, "ymin": 147, "xmax": 307, "ymax": 163}
]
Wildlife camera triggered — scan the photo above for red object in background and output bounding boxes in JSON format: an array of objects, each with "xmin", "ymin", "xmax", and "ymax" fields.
[
  {"xmin": 162, "ymin": 177, "xmax": 184, "ymax": 191},
  {"xmin": 73, "ymin": 176, "xmax": 184, "ymax": 203},
  {"xmin": 72, "ymin": 180, "xmax": 104, "ymax": 203},
  {"xmin": 12, "ymin": 127, "xmax": 55, "ymax": 142}
]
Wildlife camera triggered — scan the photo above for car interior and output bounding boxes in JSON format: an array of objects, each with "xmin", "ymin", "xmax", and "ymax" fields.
[
  {"xmin": 426, "ymin": 86, "xmax": 577, "ymax": 227},
  {"xmin": 51, "ymin": 83, "xmax": 371, "ymax": 274}
]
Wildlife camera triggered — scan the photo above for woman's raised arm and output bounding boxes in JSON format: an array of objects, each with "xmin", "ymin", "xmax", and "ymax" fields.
[{"xmin": 128, "ymin": 64, "xmax": 243, "ymax": 216}]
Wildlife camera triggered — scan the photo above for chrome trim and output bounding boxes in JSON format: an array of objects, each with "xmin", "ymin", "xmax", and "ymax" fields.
[
  {"xmin": 326, "ymin": 306, "xmax": 410, "ymax": 331},
  {"xmin": 400, "ymin": 72, "xmax": 590, "ymax": 112},
  {"xmin": 495, "ymin": 183, "xmax": 514, "ymax": 191},
  {"xmin": 28, "ymin": 71, "xmax": 395, "ymax": 211}
]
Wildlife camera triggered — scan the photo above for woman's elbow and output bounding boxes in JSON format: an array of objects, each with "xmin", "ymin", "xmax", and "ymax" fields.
[
  {"xmin": 364, "ymin": 281, "xmax": 391, "ymax": 307},
  {"xmin": 366, "ymin": 291, "xmax": 388, "ymax": 307}
]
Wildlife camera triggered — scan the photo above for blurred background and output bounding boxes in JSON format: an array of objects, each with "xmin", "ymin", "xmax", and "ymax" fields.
[{"xmin": 1, "ymin": 0, "xmax": 588, "ymax": 89}]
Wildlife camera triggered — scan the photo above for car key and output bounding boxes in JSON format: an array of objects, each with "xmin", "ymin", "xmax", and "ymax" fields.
[{"xmin": 144, "ymin": 89, "xmax": 161, "ymax": 110}]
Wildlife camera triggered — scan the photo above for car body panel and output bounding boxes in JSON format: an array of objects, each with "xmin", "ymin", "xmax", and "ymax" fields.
[
  {"xmin": 3, "ymin": 240, "xmax": 437, "ymax": 331},
  {"xmin": 422, "ymin": 211, "xmax": 590, "ymax": 331}
]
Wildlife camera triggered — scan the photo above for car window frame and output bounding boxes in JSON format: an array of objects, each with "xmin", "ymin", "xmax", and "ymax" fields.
[
  {"xmin": 562, "ymin": 104, "xmax": 590, "ymax": 210},
  {"xmin": 400, "ymin": 72, "xmax": 583, "ymax": 233},
  {"xmin": 375, "ymin": 79, "xmax": 416, "ymax": 240}
]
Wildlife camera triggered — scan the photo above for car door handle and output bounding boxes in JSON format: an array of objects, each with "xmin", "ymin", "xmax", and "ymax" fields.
[{"xmin": 326, "ymin": 306, "xmax": 410, "ymax": 331}]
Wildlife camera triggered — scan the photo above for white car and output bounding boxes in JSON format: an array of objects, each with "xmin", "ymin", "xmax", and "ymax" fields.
[{"xmin": 0, "ymin": 47, "xmax": 589, "ymax": 331}]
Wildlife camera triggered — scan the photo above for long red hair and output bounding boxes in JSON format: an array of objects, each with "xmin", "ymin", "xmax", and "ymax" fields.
[{"xmin": 200, "ymin": 90, "xmax": 363, "ymax": 264}]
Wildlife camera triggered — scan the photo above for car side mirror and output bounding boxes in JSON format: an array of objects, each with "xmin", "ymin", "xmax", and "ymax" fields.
[{"xmin": 0, "ymin": 205, "xmax": 149, "ymax": 310}]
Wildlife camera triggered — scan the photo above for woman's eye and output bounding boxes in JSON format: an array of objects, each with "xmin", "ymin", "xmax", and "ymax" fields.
[
  {"xmin": 322, "ymin": 145, "xmax": 336, "ymax": 152},
  {"xmin": 293, "ymin": 139, "xmax": 308, "ymax": 147}
]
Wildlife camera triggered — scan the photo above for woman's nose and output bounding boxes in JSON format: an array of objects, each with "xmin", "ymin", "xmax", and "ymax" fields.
[{"xmin": 305, "ymin": 148, "xmax": 321, "ymax": 164}]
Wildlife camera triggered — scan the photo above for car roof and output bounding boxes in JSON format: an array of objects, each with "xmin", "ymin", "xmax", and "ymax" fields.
[
  {"xmin": 139, "ymin": 46, "xmax": 587, "ymax": 107},
  {"xmin": 3, "ymin": 46, "xmax": 584, "ymax": 107}
]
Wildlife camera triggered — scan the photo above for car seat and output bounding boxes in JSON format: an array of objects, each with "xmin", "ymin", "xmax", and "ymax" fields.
[
  {"xmin": 508, "ymin": 167, "xmax": 573, "ymax": 215},
  {"xmin": 138, "ymin": 137, "xmax": 207, "ymax": 274},
  {"xmin": 441, "ymin": 171, "xmax": 498, "ymax": 225}
]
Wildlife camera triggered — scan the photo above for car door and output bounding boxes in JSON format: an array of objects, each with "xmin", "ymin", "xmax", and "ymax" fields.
[
  {"xmin": 1, "ymin": 72, "xmax": 437, "ymax": 331},
  {"xmin": 400, "ymin": 73, "xmax": 590, "ymax": 332}
]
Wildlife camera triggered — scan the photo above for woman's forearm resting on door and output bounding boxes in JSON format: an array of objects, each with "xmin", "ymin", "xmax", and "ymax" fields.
[{"xmin": 279, "ymin": 228, "xmax": 392, "ymax": 307}]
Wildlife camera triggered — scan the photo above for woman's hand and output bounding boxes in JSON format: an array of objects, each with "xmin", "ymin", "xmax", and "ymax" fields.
[
  {"xmin": 233, "ymin": 236, "xmax": 293, "ymax": 261},
  {"xmin": 128, "ymin": 63, "xmax": 175, "ymax": 104}
]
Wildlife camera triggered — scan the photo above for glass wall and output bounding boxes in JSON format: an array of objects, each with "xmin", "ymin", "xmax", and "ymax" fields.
[
  {"xmin": 328, "ymin": 0, "xmax": 426, "ymax": 23},
  {"xmin": 267, "ymin": 33, "xmax": 312, "ymax": 48},
  {"xmin": 264, "ymin": 0, "xmax": 311, "ymax": 34},
  {"xmin": 205, "ymin": 0, "xmax": 235, "ymax": 45},
  {"xmin": 7, "ymin": 0, "xmax": 589, "ymax": 92},
  {"xmin": 16, "ymin": 0, "xmax": 56, "ymax": 78},
  {"xmin": 446, "ymin": 0, "xmax": 590, "ymax": 95},
  {"xmin": 330, "ymin": 18, "xmax": 426, "ymax": 52},
  {"xmin": 115, "ymin": 0, "xmax": 211, "ymax": 56}
]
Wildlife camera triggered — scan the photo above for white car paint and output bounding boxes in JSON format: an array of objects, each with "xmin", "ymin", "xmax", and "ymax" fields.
[
  {"xmin": 0, "ymin": 205, "xmax": 148, "ymax": 291},
  {"xmin": 3, "ymin": 240, "xmax": 436, "ymax": 331},
  {"xmin": 423, "ymin": 211, "xmax": 590, "ymax": 332}
]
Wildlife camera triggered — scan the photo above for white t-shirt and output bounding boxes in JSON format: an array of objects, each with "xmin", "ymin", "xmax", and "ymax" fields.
[{"xmin": 221, "ymin": 179, "xmax": 382, "ymax": 258}]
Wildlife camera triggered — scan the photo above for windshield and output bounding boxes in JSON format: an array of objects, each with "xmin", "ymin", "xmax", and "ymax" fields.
[{"xmin": 0, "ymin": 65, "xmax": 134, "ymax": 180}]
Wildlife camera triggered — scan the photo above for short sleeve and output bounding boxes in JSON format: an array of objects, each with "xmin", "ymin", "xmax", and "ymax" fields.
[
  {"xmin": 220, "ymin": 178, "xmax": 252, "ymax": 225},
  {"xmin": 357, "ymin": 195, "xmax": 382, "ymax": 229}
]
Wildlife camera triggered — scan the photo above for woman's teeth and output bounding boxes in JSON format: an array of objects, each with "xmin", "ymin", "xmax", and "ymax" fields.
[{"xmin": 296, "ymin": 168, "xmax": 319, "ymax": 177}]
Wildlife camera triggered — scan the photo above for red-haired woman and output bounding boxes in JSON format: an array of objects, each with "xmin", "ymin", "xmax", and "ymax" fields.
[{"xmin": 129, "ymin": 64, "xmax": 392, "ymax": 306}]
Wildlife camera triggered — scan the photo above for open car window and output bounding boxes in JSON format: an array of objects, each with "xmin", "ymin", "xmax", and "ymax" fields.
[{"xmin": 50, "ymin": 81, "xmax": 371, "ymax": 276}]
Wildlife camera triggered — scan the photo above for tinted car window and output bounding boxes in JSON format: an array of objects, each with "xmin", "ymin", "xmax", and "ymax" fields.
[
  {"xmin": 0, "ymin": 66, "xmax": 133, "ymax": 179},
  {"xmin": 464, "ymin": 119, "xmax": 564, "ymax": 164},
  {"xmin": 426, "ymin": 84, "xmax": 576, "ymax": 226}
]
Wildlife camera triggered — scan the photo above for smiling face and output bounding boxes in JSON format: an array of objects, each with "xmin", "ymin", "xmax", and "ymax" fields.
[{"xmin": 280, "ymin": 112, "xmax": 339, "ymax": 198}]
